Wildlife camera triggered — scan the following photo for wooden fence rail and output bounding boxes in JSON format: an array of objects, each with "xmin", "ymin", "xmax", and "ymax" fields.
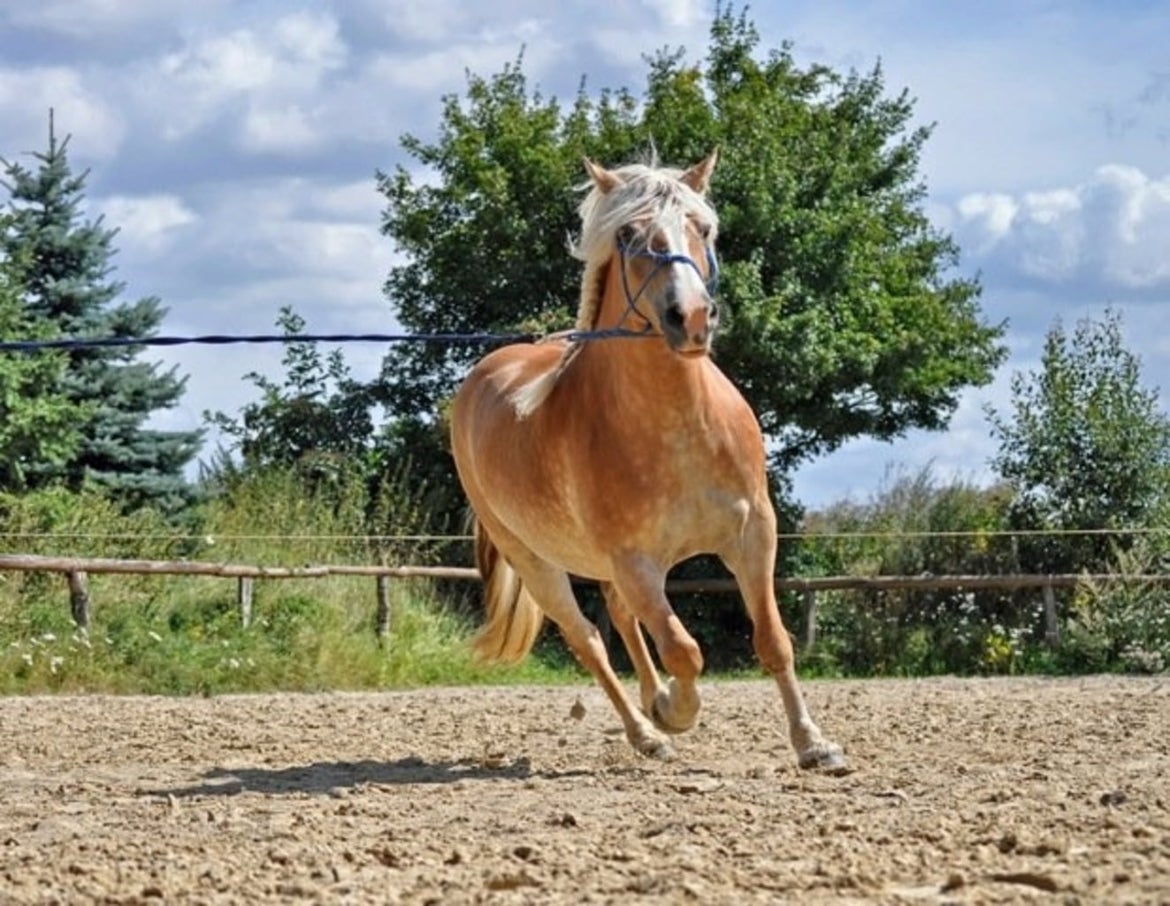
[
  {"xmin": 0, "ymin": 554, "xmax": 476, "ymax": 641},
  {"xmin": 3, "ymin": 553, "xmax": 1169, "ymax": 649}
]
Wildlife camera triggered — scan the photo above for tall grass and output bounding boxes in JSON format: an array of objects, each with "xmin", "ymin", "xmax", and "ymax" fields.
[{"xmin": 0, "ymin": 473, "xmax": 572, "ymax": 695}]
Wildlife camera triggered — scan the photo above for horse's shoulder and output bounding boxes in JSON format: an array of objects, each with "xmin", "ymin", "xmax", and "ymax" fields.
[{"xmin": 468, "ymin": 340, "xmax": 577, "ymax": 419}]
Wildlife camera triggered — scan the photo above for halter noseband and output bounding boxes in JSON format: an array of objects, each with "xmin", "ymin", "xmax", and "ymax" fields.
[{"xmin": 616, "ymin": 242, "xmax": 720, "ymax": 333}]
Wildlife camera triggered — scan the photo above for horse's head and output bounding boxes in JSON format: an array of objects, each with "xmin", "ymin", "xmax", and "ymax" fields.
[{"xmin": 576, "ymin": 151, "xmax": 721, "ymax": 358}]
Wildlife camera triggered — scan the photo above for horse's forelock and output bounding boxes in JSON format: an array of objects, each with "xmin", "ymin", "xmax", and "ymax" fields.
[
  {"xmin": 574, "ymin": 165, "xmax": 716, "ymax": 262},
  {"xmin": 570, "ymin": 163, "xmax": 718, "ymax": 330}
]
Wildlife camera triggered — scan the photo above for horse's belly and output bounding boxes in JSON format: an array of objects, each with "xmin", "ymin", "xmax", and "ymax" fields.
[
  {"xmin": 486, "ymin": 474, "xmax": 750, "ymax": 579},
  {"xmin": 477, "ymin": 471, "xmax": 614, "ymax": 578}
]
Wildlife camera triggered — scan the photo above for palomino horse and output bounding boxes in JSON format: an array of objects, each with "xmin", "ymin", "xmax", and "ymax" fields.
[{"xmin": 449, "ymin": 151, "xmax": 844, "ymax": 769}]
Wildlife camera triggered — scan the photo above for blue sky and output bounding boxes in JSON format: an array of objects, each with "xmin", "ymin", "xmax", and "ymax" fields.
[{"xmin": 1, "ymin": 0, "xmax": 1168, "ymax": 509}]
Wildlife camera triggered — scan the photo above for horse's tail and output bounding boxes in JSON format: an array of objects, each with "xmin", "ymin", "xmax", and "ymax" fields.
[{"xmin": 471, "ymin": 519, "xmax": 544, "ymax": 664}]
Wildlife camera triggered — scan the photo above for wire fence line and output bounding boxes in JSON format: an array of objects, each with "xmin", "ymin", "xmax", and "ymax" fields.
[
  {"xmin": 1, "ymin": 528, "xmax": 1167, "ymax": 543},
  {"xmin": 5, "ymin": 551, "xmax": 1169, "ymax": 649}
]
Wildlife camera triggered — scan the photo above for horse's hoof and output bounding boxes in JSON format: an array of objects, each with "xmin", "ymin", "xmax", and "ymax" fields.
[
  {"xmin": 637, "ymin": 737, "xmax": 677, "ymax": 761},
  {"xmin": 649, "ymin": 698, "xmax": 690, "ymax": 734},
  {"xmin": 649, "ymin": 681, "xmax": 699, "ymax": 734},
  {"xmin": 798, "ymin": 743, "xmax": 850, "ymax": 775}
]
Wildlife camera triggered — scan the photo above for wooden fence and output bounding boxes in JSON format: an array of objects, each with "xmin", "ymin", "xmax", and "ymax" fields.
[{"xmin": 3, "ymin": 552, "xmax": 1169, "ymax": 649}]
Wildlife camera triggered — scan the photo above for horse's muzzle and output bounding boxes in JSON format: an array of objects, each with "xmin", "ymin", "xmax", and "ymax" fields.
[{"xmin": 663, "ymin": 299, "xmax": 718, "ymax": 356}]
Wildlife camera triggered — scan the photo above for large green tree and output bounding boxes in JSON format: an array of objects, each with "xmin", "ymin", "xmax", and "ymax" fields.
[
  {"xmin": 374, "ymin": 6, "xmax": 1005, "ymax": 514},
  {"xmin": 0, "ymin": 116, "xmax": 202, "ymax": 513},
  {"xmin": 987, "ymin": 308, "xmax": 1170, "ymax": 573},
  {"xmin": 0, "ymin": 236, "xmax": 88, "ymax": 490}
]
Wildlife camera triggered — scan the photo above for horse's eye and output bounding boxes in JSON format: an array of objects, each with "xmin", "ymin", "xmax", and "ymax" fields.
[
  {"xmin": 617, "ymin": 225, "xmax": 637, "ymax": 247},
  {"xmin": 697, "ymin": 222, "xmax": 712, "ymax": 240}
]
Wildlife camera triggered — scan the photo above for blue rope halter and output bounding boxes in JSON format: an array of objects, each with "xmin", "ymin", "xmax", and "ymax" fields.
[{"xmin": 615, "ymin": 242, "xmax": 720, "ymax": 332}]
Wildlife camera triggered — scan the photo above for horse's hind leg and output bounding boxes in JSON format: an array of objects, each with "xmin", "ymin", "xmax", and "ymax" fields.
[
  {"xmin": 600, "ymin": 582, "xmax": 667, "ymax": 718},
  {"xmin": 610, "ymin": 555, "xmax": 703, "ymax": 733},
  {"xmin": 507, "ymin": 554, "xmax": 676, "ymax": 760},
  {"xmin": 724, "ymin": 515, "xmax": 846, "ymax": 772}
]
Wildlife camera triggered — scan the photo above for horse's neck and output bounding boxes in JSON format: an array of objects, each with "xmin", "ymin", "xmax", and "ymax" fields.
[{"xmin": 576, "ymin": 270, "xmax": 710, "ymax": 411}]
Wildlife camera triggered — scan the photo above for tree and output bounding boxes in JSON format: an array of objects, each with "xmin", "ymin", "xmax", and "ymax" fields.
[
  {"xmin": 0, "ymin": 239, "xmax": 88, "ymax": 490},
  {"xmin": 0, "ymin": 114, "xmax": 202, "ymax": 513},
  {"xmin": 374, "ymin": 5, "xmax": 1005, "ymax": 516},
  {"xmin": 986, "ymin": 308, "xmax": 1170, "ymax": 573},
  {"xmin": 204, "ymin": 307, "xmax": 374, "ymax": 486}
]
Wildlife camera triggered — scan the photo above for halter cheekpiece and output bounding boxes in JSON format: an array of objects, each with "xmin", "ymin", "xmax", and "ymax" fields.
[{"xmin": 615, "ymin": 241, "xmax": 720, "ymax": 333}]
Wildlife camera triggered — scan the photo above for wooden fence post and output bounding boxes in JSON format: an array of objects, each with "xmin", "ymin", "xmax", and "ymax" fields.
[
  {"xmin": 1042, "ymin": 581, "xmax": 1060, "ymax": 648},
  {"xmin": 802, "ymin": 588, "xmax": 818, "ymax": 651},
  {"xmin": 238, "ymin": 577, "xmax": 254, "ymax": 628},
  {"xmin": 67, "ymin": 571, "xmax": 91, "ymax": 631},
  {"xmin": 375, "ymin": 575, "xmax": 391, "ymax": 643}
]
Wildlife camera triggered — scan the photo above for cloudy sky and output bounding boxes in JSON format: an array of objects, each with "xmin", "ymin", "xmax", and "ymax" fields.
[{"xmin": 1, "ymin": 0, "xmax": 1168, "ymax": 509}]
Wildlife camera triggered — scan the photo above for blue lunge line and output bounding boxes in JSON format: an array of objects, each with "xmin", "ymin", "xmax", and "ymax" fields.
[{"xmin": 0, "ymin": 327, "xmax": 661, "ymax": 354}]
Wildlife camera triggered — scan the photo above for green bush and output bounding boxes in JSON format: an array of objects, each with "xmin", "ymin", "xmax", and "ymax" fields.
[
  {"xmin": 797, "ymin": 466, "xmax": 1042, "ymax": 676},
  {"xmin": 1060, "ymin": 537, "xmax": 1170, "ymax": 674}
]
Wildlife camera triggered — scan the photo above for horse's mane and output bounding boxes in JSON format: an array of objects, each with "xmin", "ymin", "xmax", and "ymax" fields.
[{"xmin": 511, "ymin": 156, "xmax": 719, "ymax": 419}]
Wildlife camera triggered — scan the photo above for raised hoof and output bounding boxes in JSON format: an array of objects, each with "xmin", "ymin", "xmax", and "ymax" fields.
[
  {"xmin": 797, "ymin": 743, "xmax": 850, "ymax": 775},
  {"xmin": 648, "ymin": 681, "xmax": 699, "ymax": 735}
]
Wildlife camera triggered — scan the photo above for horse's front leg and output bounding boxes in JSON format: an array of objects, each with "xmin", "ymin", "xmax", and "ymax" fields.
[
  {"xmin": 610, "ymin": 555, "xmax": 703, "ymax": 733},
  {"xmin": 722, "ymin": 517, "xmax": 847, "ymax": 772}
]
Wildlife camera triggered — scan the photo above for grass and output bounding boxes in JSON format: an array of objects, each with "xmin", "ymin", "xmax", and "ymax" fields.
[
  {"xmin": 0, "ymin": 475, "xmax": 581, "ymax": 695},
  {"xmin": 0, "ymin": 574, "xmax": 576, "ymax": 695}
]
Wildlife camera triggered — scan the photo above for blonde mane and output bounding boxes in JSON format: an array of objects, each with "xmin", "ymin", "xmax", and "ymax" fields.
[{"xmin": 511, "ymin": 158, "xmax": 719, "ymax": 419}]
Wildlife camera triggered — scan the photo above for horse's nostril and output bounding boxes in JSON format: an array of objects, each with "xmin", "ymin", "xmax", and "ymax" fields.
[{"xmin": 664, "ymin": 306, "xmax": 685, "ymax": 329}]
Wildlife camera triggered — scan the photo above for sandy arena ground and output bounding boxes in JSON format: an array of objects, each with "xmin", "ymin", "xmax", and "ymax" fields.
[{"xmin": 1, "ymin": 675, "xmax": 1168, "ymax": 904}]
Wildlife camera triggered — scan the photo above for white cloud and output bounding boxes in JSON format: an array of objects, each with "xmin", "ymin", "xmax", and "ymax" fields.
[
  {"xmin": 371, "ymin": 0, "xmax": 548, "ymax": 44},
  {"xmin": 376, "ymin": 0, "xmax": 487, "ymax": 42},
  {"xmin": 0, "ymin": 66, "xmax": 123, "ymax": 159},
  {"xmin": 150, "ymin": 11, "xmax": 346, "ymax": 151},
  {"xmin": 364, "ymin": 24, "xmax": 560, "ymax": 96},
  {"xmin": 640, "ymin": 0, "xmax": 705, "ymax": 29},
  {"xmin": 96, "ymin": 194, "xmax": 197, "ymax": 253},
  {"xmin": 1, "ymin": 0, "xmax": 222, "ymax": 38},
  {"xmin": 955, "ymin": 193, "xmax": 1018, "ymax": 248},
  {"xmin": 241, "ymin": 104, "xmax": 320, "ymax": 154},
  {"xmin": 955, "ymin": 165, "xmax": 1170, "ymax": 292}
]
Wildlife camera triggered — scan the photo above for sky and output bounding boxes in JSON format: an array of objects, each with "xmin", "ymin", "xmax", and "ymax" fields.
[{"xmin": 1, "ymin": 0, "xmax": 1168, "ymax": 510}]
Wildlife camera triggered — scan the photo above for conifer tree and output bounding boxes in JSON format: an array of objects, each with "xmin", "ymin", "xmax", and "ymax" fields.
[
  {"xmin": 0, "ymin": 114, "xmax": 202, "ymax": 513},
  {"xmin": 0, "ymin": 234, "xmax": 88, "ymax": 491}
]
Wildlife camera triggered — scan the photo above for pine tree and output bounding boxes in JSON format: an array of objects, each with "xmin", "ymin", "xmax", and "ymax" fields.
[
  {"xmin": 0, "ymin": 235, "xmax": 88, "ymax": 491},
  {"xmin": 0, "ymin": 113, "xmax": 203, "ymax": 513}
]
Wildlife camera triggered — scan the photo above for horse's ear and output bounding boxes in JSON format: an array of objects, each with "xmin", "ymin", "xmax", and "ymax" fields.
[
  {"xmin": 681, "ymin": 149, "xmax": 719, "ymax": 194},
  {"xmin": 583, "ymin": 157, "xmax": 621, "ymax": 194}
]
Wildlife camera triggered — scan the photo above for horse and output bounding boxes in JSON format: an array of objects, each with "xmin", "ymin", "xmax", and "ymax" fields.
[{"xmin": 449, "ymin": 151, "xmax": 845, "ymax": 769}]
